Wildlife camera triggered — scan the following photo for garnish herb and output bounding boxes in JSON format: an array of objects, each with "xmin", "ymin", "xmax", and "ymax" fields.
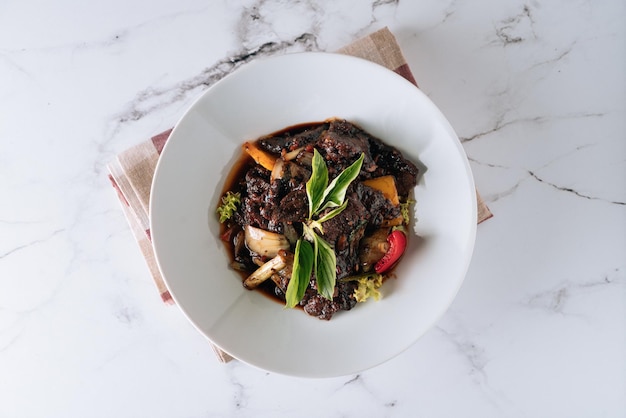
[
  {"xmin": 285, "ymin": 239, "xmax": 314, "ymax": 308},
  {"xmin": 306, "ymin": 149, "xmax": 329, "ymax": 219},
  {"xmin": 353, "ymin": 273, "xmax": 383, "ymax": 302},
  {"xmin": 312, "ymin": 230, "xmax": 337, "ymax": 300},
  {"xmin": 285, "ymin": 150, "xmax": 364, "ymax": 307},
  {"xmin": 338, "ymin": 271, "xmax": 384, "ymax": 302},
  {"xmin": 217, "ymin": 191, "xmax": 241, "ymax": 223},
  {"xmin": 307, "ymin": 149, "xmax": 363, "ymax": 222},
  {"xmin": 400, "ymin": 199, "xmax": 415, "ymax": 225},
  {"xmin": 318, "ymin": 151, "xmax": 364, "ymax": 213}
]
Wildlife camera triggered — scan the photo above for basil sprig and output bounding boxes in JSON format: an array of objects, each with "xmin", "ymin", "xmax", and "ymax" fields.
[
  {"xmin": 285, "ymin": 150, "xmax": 364, "ymax": 308},
  {"xmin": 312, "ymin": 229, "xmax": 337, "ymax": 300},
  {"xmin": 285, "ymin": 238, "xmax": 314, "ymax": 307}
]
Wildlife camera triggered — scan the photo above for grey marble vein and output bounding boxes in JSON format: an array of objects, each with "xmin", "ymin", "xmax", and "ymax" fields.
[
  {"xmin": 493, "ymin": 4, "xmax": 536, "ymax": 46},
  {"xmin": 523, "ymin": 268, "xmax": 624, "ymax": 315},
  {"xmin": 469, "ymin": 154, "xmax": 625, "ymax": 205},
  {"xmin": 460, "ymin": 112, "xmax": 606, "ymax": 143},
  {"xmin": 436, "ymin": 325, "xmax": 489, "ymax": 380},
  {"xmin": 0, "ymin": 228, "xmax": 65, "ymax": 260},
  {"xmin": 112, "ymin": 32, "xmax": 319, "ymax": 131},
  {"xmin": 528, "ymin": 170, "xmax": 626, "ymax": 206}
]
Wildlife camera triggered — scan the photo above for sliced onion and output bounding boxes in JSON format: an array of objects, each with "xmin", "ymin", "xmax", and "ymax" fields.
[
  {"xmin": 244, "ymin": 225, "xmax": 290, "ymax": 258},
  {"xmin": 270, "ymin": 158, "xmax": 285, "ymax": 181},
  {"xmin": 283, "ymin": 147, "xmax": 304, "ymax": 161}
]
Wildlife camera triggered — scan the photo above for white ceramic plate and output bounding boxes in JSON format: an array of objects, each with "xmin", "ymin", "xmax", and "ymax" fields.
[{"xmin": 150, "ymin": 52, "xmax": 476, "ymax": 378}]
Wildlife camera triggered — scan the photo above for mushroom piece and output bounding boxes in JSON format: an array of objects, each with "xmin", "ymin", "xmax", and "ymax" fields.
[{"xmin": 358, "ymin": 227, "xmax": 391, "ymax": 272}]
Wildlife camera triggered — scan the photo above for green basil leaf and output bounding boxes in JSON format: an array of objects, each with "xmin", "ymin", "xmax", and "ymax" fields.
[
  {"xmin": 307, "ymin": 220, "xmax": 324, "ymax": 235},
  {"xmin": 301, "ymin": 151, "xmax": 364, "ymax": 303},
  {"xmin": 302, "ymin": 222, "xmax": 316, "ymax": 242},
  {"xmin": 285, "ymin": 239, "xmax": 314, "ymax": 308},
  {"xmin": 313, "ymin": 233, "xmax": 336, "ymax": 301},
  {"xmin": 306, "ymin": 149, "xmax": 328, "ymax": 219},
  {"xmin": 316, "ymin": 200, "xmax": 348, "ymax": 224},
  {"xmin": 320, "ymin": 153, "xmax": 364, "ymax": 211}
]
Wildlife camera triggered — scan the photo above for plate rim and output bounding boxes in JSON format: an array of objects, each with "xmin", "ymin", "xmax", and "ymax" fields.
[{"xmin": 149, "ymin": 51, "xmax": 477, "ymax": 377}]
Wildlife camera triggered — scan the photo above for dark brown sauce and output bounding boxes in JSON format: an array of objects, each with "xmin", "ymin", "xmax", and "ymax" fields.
[
  {"xmin": 219, "ymin": 154, "xmax": 254, "ymax": 196},
  {"xmin": 260, "ymin": 120, "xmax": 328, "ymax": 138}
]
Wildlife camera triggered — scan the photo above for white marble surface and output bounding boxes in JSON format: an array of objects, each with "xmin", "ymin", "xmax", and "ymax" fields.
[{"xmin": 1, "ymin": 0, "xmax": 624, "ymax": 416}]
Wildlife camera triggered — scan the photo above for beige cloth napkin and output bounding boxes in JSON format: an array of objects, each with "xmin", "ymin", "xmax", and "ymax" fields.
[{"xmin": 107, "ymin": 27, "xmax": 492, "ymax": 364}]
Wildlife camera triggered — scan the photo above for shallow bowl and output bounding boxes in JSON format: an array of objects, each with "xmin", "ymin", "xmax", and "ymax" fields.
[{"xmin": 150, "ymin": 52, "xmax": 476, "ymax": 377}]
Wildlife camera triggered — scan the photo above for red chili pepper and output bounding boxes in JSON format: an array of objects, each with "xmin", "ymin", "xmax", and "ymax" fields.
[{"xmin": 374, "ymin": 229, "xmax": 407, "ymax": 273}]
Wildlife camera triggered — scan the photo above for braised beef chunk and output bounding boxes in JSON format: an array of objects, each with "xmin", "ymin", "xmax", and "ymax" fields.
[
  {"xmin": 238, "ymin": 167, "xmax": 284, "ymax": 232},
  {"xmin": 316, "ymin": 120, "xmax": 377, "ymax": 175},
  {"xmin": 320, "ymin": 186, "xmax": 371, "ymax": 279},
  {"xmin": 224, "ymin": 119, "xmax": 419, "ymax": 320},
  {"xmin": 257, "ymin": 123, "xmax": 328, "ymax": 154},
  {"xmin": 245, "ymin": 166, "xmax": 270, "ymax": 198},
  {"xmin": 301, "ymin": 280, "xmax": 358, "ymax": 320},
  {"xmin": 357, "ymin": 182, "xmax": 401, "ymax": 229},
  {"xmin": 273, "ymin": 188, "xmax": 308, "ymax": 224},
  {"xmin": 256, "ymin": 134, "xmax": 290, "ymax": 154},
  {"xmin": 368, "ymin": 136, "xmax": 419, "ymax": 196}
]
